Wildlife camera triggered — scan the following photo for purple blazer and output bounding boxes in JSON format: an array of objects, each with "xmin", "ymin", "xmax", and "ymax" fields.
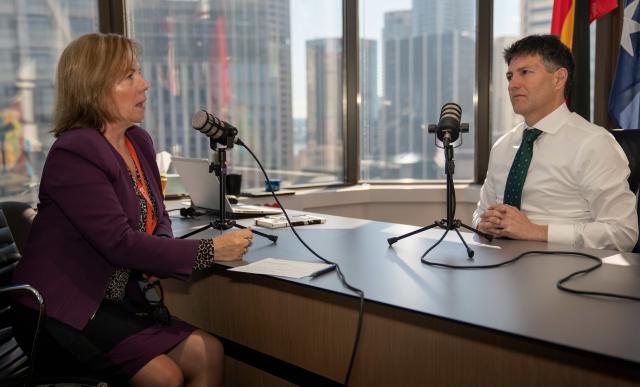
[{"xmin": 12, "ymin": 126, "xmax": 199, "ymax": 330}]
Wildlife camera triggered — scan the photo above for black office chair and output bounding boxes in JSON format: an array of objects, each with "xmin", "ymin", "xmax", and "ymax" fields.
[
  {"xmin": 610, "ymin": 129, "xmax": 640, "ymax": 253},
  {"xmin": 0, "ymin": 203, "xmax": 32, "ymax": 383},
  {"xmin": 0, "ymin": 202, "xmax": 108, "ymax": 387},
  {"xmin": 611, "ymin": 129, "xmax": 640, "ymax": 193}
]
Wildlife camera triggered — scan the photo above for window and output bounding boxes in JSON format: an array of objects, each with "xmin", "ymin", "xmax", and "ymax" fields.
[
  {"xmin": 360, "ymin": 0, "xmax": 477, "ymax": 181},
  {"xmin": 129, "ymin": 0, "xmax": 343, "ymax": 189},
  {"xmin": 0, "ymin": 0, "xmax": 98, "ymax": 199},
  {"xmin": 0, "ymin": 0, "xmax": 608, "ymax": 201}
]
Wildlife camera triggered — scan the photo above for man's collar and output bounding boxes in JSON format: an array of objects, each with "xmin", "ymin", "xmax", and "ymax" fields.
[{"xmin": 524, "ymin": 103, "xmax": 570, "ymax": 135}]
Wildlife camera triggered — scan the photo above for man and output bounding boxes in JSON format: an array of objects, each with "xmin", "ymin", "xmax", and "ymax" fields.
[{"xmin": 473, "ymin": 35, "xmax": 638, "ymax": 251}]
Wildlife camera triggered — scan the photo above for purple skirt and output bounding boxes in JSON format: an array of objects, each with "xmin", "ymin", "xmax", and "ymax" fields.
[{"xmin": 12, "ymin": 293, "xmax": 196, "ymax": 383}]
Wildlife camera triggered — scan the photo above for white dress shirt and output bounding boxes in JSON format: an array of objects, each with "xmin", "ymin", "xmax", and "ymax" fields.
[{"xmin": 473, "ymin": 103, "xmax": 638, "ymax": 251}]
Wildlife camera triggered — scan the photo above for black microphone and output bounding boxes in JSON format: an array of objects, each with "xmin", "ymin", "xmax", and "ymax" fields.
[
  {"xmin": 427, "ymin": 102, "xmax": 469, "ymax": 145},
  {"xmin": 191, "ymin": 110, "xmax": 240, "ymax": 146},
  {"xmin": 435, "ymin": 102, "xmax": 462, "ymax": 143}
]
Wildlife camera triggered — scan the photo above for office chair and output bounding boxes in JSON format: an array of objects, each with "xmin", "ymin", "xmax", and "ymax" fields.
[
  {"xmin": 610, "ymin": 129, "xmax": 640, "ymax": 253},
  {"xmin": 611, "ymin": 129, "xmax": 640, "ymax": 193},
  {"xmin": 0, "ymin": 202, "xmax": 108, "ymax": 386}
]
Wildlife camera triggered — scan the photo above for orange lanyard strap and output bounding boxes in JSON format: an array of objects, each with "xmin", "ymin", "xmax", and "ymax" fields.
[{"xmin": 125, "ymin": 138, "xmax": 157, "ymax": 235}]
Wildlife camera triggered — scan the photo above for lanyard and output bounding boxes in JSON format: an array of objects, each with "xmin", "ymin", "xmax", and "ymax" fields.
[{"xmin": 125, "ymin": 138, "xmax": 157, "ymax": 235}]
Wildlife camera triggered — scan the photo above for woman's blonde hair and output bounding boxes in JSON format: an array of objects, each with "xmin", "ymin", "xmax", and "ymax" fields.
[{"xmin": 52, "ymin": 33, "xmax": 140, "ymax": 136}]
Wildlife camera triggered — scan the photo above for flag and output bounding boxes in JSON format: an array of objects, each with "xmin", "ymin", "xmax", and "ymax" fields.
[
  {"xmin": 551, "ymin": 0, "xmax": 576, "ymax": 49},
  {"xmin": 552, "ymin": 0, "xmax": 618, "ymax": 49},
  {"xmin": 609, "ymin": 0, "xmax": 640, "ymax": 128},
  {"xmin": 551, "ymin": 0, "xmax": 618, "ymax": 120}
]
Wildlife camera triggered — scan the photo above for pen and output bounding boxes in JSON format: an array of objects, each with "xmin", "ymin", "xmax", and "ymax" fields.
[
  {"xmin": 310, "ymin": 264, "xmax": 337, "ymax": 278},
  {"xmin": 291, "ymin": 219, "xmax": 322, "ymax": 226}
]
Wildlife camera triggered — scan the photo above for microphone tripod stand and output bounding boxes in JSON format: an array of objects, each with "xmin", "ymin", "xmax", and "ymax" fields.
[
  {"xmin": 387, "ymin": 134, "xmax": 492, "ymax": 259},
  {"xmin": 179, "ymin": 137, "xmax": 277, "ymax": 243}
]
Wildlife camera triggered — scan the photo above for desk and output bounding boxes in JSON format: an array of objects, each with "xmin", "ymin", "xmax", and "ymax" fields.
[{"xmin": 164, "ymin": 213, "xmax": 640, "ymax": 386}]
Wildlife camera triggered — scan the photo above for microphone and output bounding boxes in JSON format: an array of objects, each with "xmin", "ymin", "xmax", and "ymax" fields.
[
  {"xmin": 191, "ymin": 110, "xmax": 240, "ymax": 146},
  {"xmin": 433, "ymin": 102, "xmax": 462, "ymax": 143},
  {"xmin": 427, "ymin": 102, "xmax": 469, "ymax": 147}
]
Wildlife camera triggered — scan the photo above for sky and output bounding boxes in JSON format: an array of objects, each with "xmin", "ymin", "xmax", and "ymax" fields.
[{"xmin": 289, "ymin": 0, "xmax": 522, "ymax": 118}]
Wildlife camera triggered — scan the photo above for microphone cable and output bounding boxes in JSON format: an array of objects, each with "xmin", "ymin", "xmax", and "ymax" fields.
[
  {"xmin": 422, "ymin": 250, "xmax": 640, "ymax": 302},
  {"xmin": 239, "ymin": 139, "xmax": 365, "ymax": 386}
]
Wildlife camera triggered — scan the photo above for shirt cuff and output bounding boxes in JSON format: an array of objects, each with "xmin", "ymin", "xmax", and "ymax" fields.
[{"xmin": 547, "ymin": 223, "xmax": 574, "ymax": 247}]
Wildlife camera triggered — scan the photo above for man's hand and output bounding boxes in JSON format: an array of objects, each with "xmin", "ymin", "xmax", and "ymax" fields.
[{"xmin": 477, "ymin": 204, "xmax": 547, "ymax": 241}]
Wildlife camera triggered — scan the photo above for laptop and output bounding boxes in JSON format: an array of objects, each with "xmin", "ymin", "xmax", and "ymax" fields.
[{"xmin": 172, "ymin": 157, "xmax": 282, "ymax": 218}]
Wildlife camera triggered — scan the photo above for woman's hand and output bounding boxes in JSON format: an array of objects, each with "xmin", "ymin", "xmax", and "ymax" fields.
[{"xmin": 212, "ymin": 228, "xmax": 253, "ymax": 261}]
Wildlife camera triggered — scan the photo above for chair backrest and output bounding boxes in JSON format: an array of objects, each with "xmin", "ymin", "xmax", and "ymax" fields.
[
  {"xmin": 0, "ymin": 202, "xmax": 108, "ymax": 385},
  {"xmin": 0, "ymin": 203, "xmax": 32, "ymax": 381},
  {"xmin": 0, "ymin": 210, "xmax": 21, "ymax": 286},
  {"xmin": 610, "ymin": 129, "xmax": 640, "ymax": 194},
  {"xmin": 0, "ymin": 202, "xmax": 36, "ymax": 257},
  {"xmin": 610, "ymin": 130, "xmax": 640, "ymax": 253}
]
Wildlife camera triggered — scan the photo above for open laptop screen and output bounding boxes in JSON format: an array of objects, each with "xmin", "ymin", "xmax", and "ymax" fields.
[{"xmin": 171, "ymin": 157, "xmax": 281, "ymax": 218}]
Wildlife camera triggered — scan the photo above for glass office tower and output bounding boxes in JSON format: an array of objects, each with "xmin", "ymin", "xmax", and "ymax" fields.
[
  {"xmin": 131, "ymin": 0, "xmax": 293, "ymax": 188},
  {"xmin": 379, "ymin": 0, "xmax": 476, "ymax": 180},
  {"xmin": 305, "ymin": 38, "xmax": 377, "ymax": 177}
]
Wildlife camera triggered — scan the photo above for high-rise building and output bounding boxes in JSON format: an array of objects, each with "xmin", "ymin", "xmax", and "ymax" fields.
[
  {"xmin": 381, "ymin": 2, "xmax": 476, "ymax": 180},
  {"xmin": 132, "ymin": 0, "xmax": 294, "ymax": 186},
  {"xmin": 521, "ymin": 0, "xmax": 553, "ymax": 36},
  {"xmin": 304, "ymin": 38, "xmax": 377, "ymax": 174},
  {"xmin": 412, "ymin": 0, "xmax": 475, "ymax": 36},
  {"xmin": 359, "ymin": 38, "xmax": 380, "ymax": 178},
  {"xmin": 305, "ymin": 38, "xmax": 343, "ymax": 173}
]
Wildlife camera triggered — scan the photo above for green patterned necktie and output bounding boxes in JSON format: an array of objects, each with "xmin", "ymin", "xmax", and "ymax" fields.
[{"xmin": 503, "ymin": 128, "xmax": 542, "ymax": 209}]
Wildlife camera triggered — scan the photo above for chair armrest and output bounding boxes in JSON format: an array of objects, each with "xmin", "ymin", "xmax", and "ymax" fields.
[
  {"xmin": 0, "ymin": 283, "xmax": 44, "ymax": 384},
  {"xmin": 0, "ymin": 284, "xmax": 44, "ymax": 307}
]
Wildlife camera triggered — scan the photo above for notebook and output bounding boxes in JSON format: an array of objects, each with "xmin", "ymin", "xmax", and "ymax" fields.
[{"xmin": 171, "ymin": 157, "xmax": 282, "ymax": 218}]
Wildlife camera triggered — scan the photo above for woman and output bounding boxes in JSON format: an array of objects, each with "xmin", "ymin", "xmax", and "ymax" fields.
[{"xmin": 11, "ymin": 33, "xmax": 252, "ymax": 386}]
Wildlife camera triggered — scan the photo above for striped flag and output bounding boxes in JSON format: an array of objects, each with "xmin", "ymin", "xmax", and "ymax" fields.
[
  {"xmin": 609, "ymin": 0, "xmax": 640, "ymax": 128},
  {"xmin": 551, "ymin": 0, "xmax": 618, "ymax": 120},
  {"xmin": 551, "ymin": 0, "xmax": 618, "ymax": 49}
]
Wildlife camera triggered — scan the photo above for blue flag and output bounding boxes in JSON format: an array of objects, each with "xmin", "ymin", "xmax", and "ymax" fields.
[{"xmin": 609, "ymin": 0, "xmax": 640, "ymax": 129}]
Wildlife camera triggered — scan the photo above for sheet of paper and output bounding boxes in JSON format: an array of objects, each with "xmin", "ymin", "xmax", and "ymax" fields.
[{"xmin": 228, "ymin": 258, "xmax": 334, "ymax": 279}]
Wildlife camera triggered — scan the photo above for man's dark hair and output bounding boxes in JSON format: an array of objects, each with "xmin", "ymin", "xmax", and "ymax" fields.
[{"xmin": 503, "ymin": 34, "xmax": 574, "ymax": 99}]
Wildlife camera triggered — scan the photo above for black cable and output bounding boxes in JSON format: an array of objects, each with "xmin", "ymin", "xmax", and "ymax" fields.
[
  {"xmin": 29, "ymin": 302, "xmax": 44, "ymax": 382},
  {"xmin": 450, "ymin": 175, "xmax": 456, "ymax": 219},
  {"xmin": 422, "ymin": 250, "xmax": 640, "ymax": 301},
  {"xmin": 239, "ymin": 140, "xmax": 365, "ymax": 386}
]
